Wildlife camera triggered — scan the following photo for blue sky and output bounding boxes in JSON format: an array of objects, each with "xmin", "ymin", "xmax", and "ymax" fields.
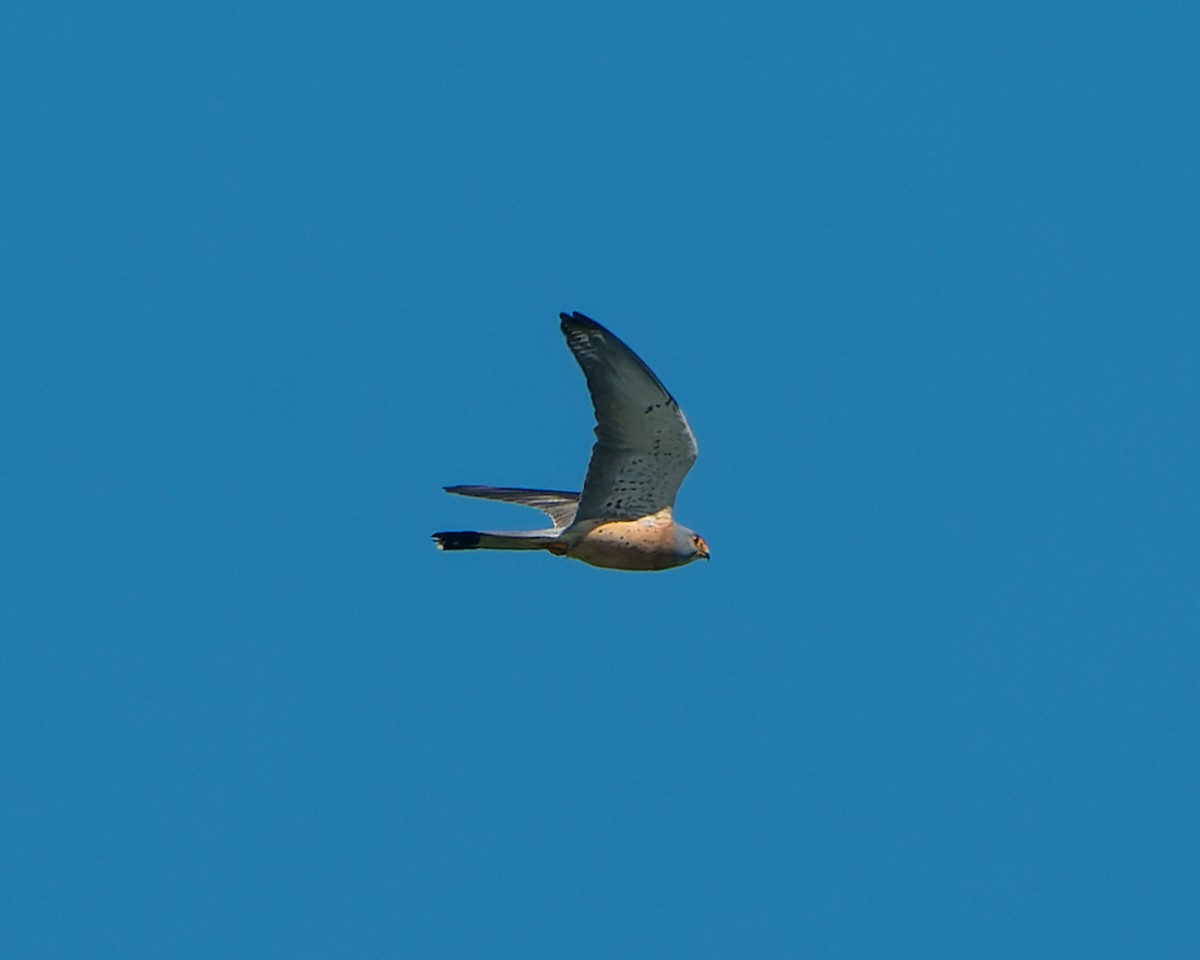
[{"xmin": 3, "ymin": 2, "xmax": 1198, "ymax": 957}]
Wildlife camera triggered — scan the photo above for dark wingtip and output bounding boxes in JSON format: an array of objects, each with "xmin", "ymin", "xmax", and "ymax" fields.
[
  {"xmin": 432, "ymin": 531, "xmax": 482, "ymax": 551},
  {"xmin": 560, "ymin": 310, "xmax": 601, "ymax": 331},
  {"xmin": 558, "ymin": 309, "xmax": 673, "ymax": 399}
]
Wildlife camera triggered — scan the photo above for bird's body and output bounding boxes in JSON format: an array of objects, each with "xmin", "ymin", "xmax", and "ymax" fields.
[
  {"xmin": 433, "ymin": 312, "xmax": 708, "ymax": 571},
  {"xmin": 549, "ymin": 507, "xmax": 685, "ymax": 571}
]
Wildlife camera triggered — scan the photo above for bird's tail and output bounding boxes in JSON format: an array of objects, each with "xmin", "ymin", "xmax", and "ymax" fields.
[{"xmin": 432, "ymin": 529, "xmax": 560, "ymax": 552}]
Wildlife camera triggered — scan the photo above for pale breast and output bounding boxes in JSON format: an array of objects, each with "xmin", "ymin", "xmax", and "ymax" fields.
[{"xmin": 565, "ymin": 511, "xmax": 684, "ymax": 571}]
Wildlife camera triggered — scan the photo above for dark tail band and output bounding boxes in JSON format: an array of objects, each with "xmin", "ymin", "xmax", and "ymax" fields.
[{"xmin": 432, "ymin": 531, "xmax": 482, "ymax": 551}]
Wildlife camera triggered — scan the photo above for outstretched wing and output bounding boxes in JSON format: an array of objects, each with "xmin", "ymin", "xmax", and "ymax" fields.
[
  {"xmin": 559, "ymin": 312, "xmax": 697, "ymax": 523},
  {"xmin": 443, "ymin": 485, "xmax": 580, "ymax": 531}
]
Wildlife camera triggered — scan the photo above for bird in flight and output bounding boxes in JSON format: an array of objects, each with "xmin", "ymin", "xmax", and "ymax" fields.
[{"xmin": 433, "ymin": 311, "xmax": 709, "ymax": 571}]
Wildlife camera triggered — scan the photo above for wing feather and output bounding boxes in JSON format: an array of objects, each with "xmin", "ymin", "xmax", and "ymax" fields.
[
  {"xmin": 559, "ymin": 312, "xmax": 697, "ymax": 522},
  {"xmin": 443, "ymin": 485, "xmax": 580, "ymax": 531}
]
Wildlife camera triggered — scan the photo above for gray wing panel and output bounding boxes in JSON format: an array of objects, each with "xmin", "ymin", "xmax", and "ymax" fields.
[
  {"xmin": 559, "ymin": 313, "xmax": 697, "ymax": 522},
  {"xmin": 443, "ymin": 485, "xmax": 580, "ymax": 530}
]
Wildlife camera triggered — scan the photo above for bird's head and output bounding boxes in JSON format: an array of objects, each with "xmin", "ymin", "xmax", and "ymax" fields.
[{"xmin": 674, "ymin": 526, "xmax": 710, "ymax": 563}]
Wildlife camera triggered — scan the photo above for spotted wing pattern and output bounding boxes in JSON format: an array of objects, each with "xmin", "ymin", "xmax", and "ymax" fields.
[{"xmin": 560, "ymin": 312, "xmax": 697, "ymax": 523}]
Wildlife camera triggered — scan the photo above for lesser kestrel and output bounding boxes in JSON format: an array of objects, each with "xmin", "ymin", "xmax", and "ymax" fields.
[{"xmin": 432, "ymin": 311, "xmax": 709, "ymax": 571}]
